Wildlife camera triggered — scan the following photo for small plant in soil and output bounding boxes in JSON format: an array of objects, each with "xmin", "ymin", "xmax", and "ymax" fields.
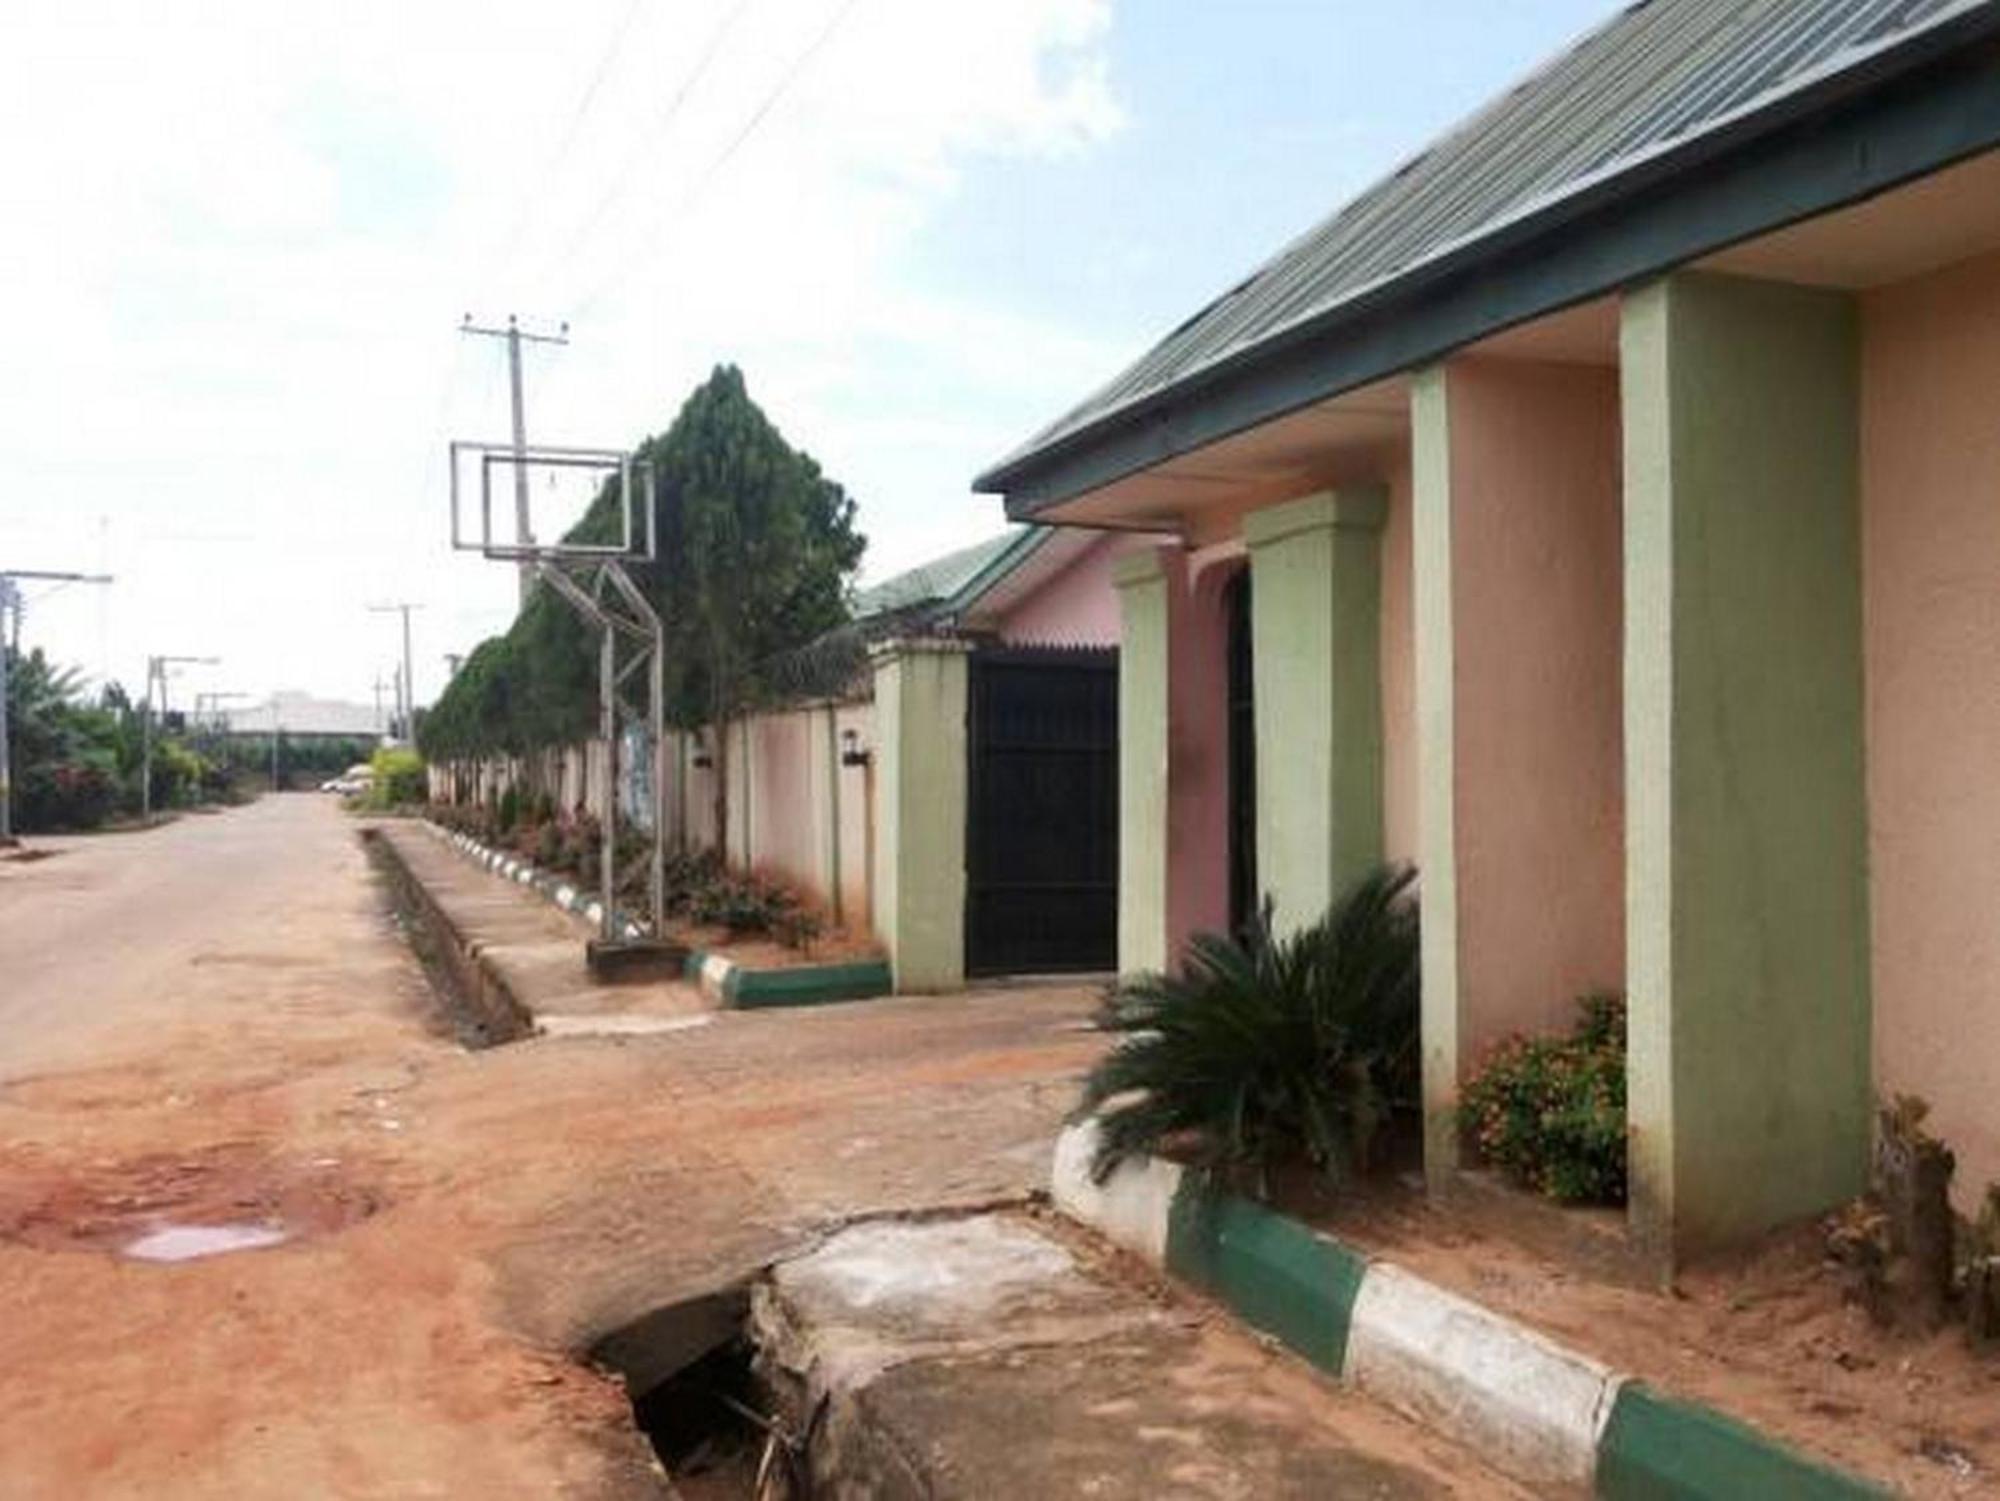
[
  {"xmin": 1459, "ymin": 993, "xmax": 1627, "ymax": 1206},
  {"xmin": 1077, "ymin": 864, "xmax": 1421, "ymax": 1194}
]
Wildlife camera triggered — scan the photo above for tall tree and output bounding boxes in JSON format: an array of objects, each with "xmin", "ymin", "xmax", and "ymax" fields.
[
  {"xmin": 421, "ymin": 365, "xmax": 867, "ymax": 856},
  {"xmin": 643, "ymin": 366, "xmax": 865, "ymax": 845}
]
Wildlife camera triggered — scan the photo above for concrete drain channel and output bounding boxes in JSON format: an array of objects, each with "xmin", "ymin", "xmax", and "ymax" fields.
[
  {"xmin": 590, "ymin": 1287, "xmax": 809, "ymax": 1500},
  {"xmin": 360, "ymin": 828, "xmax": 533, "ymax": 1048}
]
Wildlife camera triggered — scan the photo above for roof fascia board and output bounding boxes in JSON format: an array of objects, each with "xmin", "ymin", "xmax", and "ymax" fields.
[
  {"xmin": 986, "ymin": 29, "xmax": 2000, "ymax": 517},
  {"xmin": 941, "ymin": 527, "xmax": 1053, "ymax": 617}
]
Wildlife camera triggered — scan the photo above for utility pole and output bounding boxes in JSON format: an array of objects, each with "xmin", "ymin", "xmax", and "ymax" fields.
[
  {"xmin": 368, "ymin": 603, "xmax": 422, "ymax": 740},
  {"xmin": 140, "ymin": 653, "xmax": 218, "ymax": 823},
  {"xmin": 0, "ymin": 569, "xmax": 112, "ymax": 845},
  {"xmin": 461, "ymin": 314, "xmax": 568, "ymax": 605},
  {"xmin": 371, "ymin": 671, "xmax": 391, "ymax": 736}
]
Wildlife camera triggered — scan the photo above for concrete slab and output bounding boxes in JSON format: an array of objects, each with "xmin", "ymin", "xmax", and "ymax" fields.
[{"xmin": 752, "ymin": 1213, "xmax": 1529, "ymax": 1500}]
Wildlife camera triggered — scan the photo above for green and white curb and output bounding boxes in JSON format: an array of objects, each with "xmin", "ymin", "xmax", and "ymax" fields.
[
  {"xmin": 425, "ymin": 823, "xmax": 893, "ymax": 1011},
  {"xmin": 1051, "ymin": 1120, "xmax": 1887, "ymax": 1498},
  {"xmin": 682, "ymin": 949, "xmax": 893, "ymax": 1009},
  {"xmin": 426, "ymin": 822, "xmax": 647, "ymax": 939}
]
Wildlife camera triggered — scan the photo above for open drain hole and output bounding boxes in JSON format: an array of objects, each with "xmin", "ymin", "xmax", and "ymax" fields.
[{"xmin": 591, "ymin": 1288, "xmax": 808, "ymax": 1500}]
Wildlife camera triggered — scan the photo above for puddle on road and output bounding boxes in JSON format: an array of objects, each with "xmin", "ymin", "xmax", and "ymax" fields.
[
  {"xmin": 0, "ymin": 1142, "xmax": 378, "ymax": 1259},
  {"xmin": 122, "ymin": 1222, "xmax": 290, "ymax": 1263}
]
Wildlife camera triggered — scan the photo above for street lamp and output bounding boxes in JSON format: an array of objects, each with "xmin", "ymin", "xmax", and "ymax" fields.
[{"xmin": 0, "ymin": 569, "xmax": 113, "ymax": 845}]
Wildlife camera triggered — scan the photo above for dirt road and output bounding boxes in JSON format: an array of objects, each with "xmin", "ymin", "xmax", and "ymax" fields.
[{"xmin": 0, "ymin": 799, "xmax": 1508, "ymax": 1498}]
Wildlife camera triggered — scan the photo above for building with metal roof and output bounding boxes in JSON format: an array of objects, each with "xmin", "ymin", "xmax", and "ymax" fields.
[{"xmin": 973, "ymin": 0, "xmax": 2000, "ymax": 1291}]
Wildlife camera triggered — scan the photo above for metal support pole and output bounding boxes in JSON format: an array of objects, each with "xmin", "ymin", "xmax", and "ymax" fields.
[
  {"xmin": 598, "ymin": 619, "xmax": 618, "ymax": 942},
  {"xmin": 140, "ymin": 656, "xmax": 155, "ymax": 823},
  {"xmin": 649, "ymin": 616, "xmax": 667, "ymax": 934},
  {"xmin": 401, "ymin": 605, "xmax": 415, "ymax": 742},
  {"xmin": 507, "ymin": 322, "xmax": 533, "ymax": 606},
  {"xmin": 461, "ymin": 315, "xmax": 567, "ymax": 608}
]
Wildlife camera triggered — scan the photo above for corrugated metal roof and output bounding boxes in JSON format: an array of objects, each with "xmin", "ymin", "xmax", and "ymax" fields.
[
  {"xmin": 852, "ymin": 529, "xmax": 1037, "ymax": 619},
  {"xmin": 986, "ymin": 0, "xmax": 1988, "ymax": 485}
]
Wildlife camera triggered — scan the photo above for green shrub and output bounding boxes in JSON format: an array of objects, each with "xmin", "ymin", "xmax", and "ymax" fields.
[
  {"xmin": 1460, "ymin": 993, "xmax": 1627, "ymax": 1205},
  {"xmin": 369, "ymin": 746, "xmax": 427, "ymax": 807},
  {"xmin": 18, "ymin": 761, "xmax": 119, "ymax": 830},
  {"xmin": 1078, "ymin": 865, "xmax": 1421, "ymax": 1190},
  {"xmin": 496, "ymin": 786, "xmax": 521, "ymax": 833}
]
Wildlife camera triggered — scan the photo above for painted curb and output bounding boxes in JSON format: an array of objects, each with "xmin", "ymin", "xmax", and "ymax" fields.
[
  {"xmin": 1051, "ymin": 1117, "xmax": 1184, "ymax": 1265},
  {"xmin": 681, "ymin": 949, "xmax": 894, "ymax": 1010},
  {"xmin": 1597, "ymin": 1384, "xmax": 1890, "ymax": 1500},
  {"xmin": 1347, "ymin": 1262, "xmax": 1618, "ymax": 1487},
  {"xmin": 426, "ymin": 822, "xmax": 646, "ymax": 939},
  {"xmin": 426, "ymin": 824, "xmax": 892, "ymax": 1010},
  {"xmin": 1046, "ymin": 1123, "xmax": 1887, "ymax": 1498},
  {"xmin": 1169, "ymin": 1178, "xmax": 1367, "ymax": 1378}
]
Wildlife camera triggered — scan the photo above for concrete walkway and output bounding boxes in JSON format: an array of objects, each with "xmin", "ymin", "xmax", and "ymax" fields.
[{"xmin": 373, "ymin": 819, "xmax": 712, "ymax": 1034}]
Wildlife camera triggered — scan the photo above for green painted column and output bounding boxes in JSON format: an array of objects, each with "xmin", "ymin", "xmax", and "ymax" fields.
[
  {"xmin": 1245, "ymin": 488, "xmax": 1387, "ymax": 937},
  {"xmin": 1113, "ymin": 548, "xmax": 1174, "ymax": 975},
  {"xmin": 868, "ymin": 637, "xmax": 970, "ymax": 993},
  {"xmin": 1621, "ymin": 271, "xmax": 1871, "ymax": 1262},
  {"xmin": 1410, "ymin": 367, "xmax": 1465, "ymax": 1179}
]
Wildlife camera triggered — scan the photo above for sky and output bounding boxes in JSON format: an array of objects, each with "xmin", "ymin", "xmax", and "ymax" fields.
[{"xmin": 1, "ymin": 0, "xmax": 1617, "ymax": 713}]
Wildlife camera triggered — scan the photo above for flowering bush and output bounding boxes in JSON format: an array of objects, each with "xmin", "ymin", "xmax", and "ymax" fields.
[{"xmin": 1460, "ymin": 993, "xmax": 1627, "ymax": 1205}]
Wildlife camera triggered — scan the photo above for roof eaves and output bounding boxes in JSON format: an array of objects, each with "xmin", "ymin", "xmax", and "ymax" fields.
[
  {"xmin": 940, "ymin": 527, "xmax": 1052, "ymax": 617},
  {"xmin": 976, "ymin": 0, "xmax": 2000, "ymax": 505}
]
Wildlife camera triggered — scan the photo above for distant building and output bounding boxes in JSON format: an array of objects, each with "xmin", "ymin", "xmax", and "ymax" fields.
[{"xmin": 221, "ymin": 691, "xmax": 382, "ymax": 741}]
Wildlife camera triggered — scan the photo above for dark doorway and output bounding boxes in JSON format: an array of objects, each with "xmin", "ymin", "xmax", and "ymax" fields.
[
  {"xmin": 964, "ymin": 644, "xmax": 1118, "ymax": 976},
  {"xmin": 1226, "ymin": 570, "xmax": 1257, "ymax": 937}
]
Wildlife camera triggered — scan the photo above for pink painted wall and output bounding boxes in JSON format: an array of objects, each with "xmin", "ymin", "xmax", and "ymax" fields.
[
  {"xmin": 1167, "ymin": 547, "xmax": 1235, "ymax": 955},
  {"xmin": 747, "ymin": 708, "xmax": 817, "ymax": 889},
  {"xmin": 1380, "ymin": 463, "xmax": 1419, "ymax": 868},
  {"xmin": 1861, "ymin": 247, "xmax": 2000, "ymax": 1207},
  {"xmin": 1444, "ymin": 357, "xmax": 1626, "ymax": 1062},
  {"xmin": 995, "ymin": 532, "xmax": 1146, "ymax": 646},
  {"xmin": 672, "ymin": 703, "xmax": 875, "ymax": 935}
]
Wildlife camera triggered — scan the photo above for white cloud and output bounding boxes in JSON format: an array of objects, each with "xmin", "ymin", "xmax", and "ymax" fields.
[{"xmin": 0, "ymin": 0, "xmax": 1127, "ymax": 709}]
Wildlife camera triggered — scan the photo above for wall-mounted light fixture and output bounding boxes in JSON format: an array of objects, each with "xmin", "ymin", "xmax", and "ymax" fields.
[
  {"xmin": 840, "ymin": 727, "xmax": 871, "ymax": 767},
  {"xmin": 691, "ymin": 731, "xmax": 714, "ymax": 769}
]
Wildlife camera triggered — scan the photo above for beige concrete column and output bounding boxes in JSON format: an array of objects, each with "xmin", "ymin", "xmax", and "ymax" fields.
[
  {"xmin": 1113, "ymin": 548, "xmax": 1175, "ymax": 975},
  {"xmin": 1622, "ymin": 271, "xmax": 1870, "ymax": 1262},
  {"xmin": 1245, "ymin": 488, "xmax": 1387, "ymax": 938},
  {"xmin": 869, "ymin": 637, "xmax": 970, "ymax": 992}
]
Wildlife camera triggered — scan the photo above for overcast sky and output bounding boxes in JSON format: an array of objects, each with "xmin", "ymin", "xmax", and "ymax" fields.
[{"xmin": 2, "ymin": 0, "xmax": 1614, "ymax": 712}]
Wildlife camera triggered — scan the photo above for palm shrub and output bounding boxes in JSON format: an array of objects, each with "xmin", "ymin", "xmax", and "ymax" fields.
[{"xmin": 1078, "ymin": 864, "xmax": 1421, "ymax": 1190}]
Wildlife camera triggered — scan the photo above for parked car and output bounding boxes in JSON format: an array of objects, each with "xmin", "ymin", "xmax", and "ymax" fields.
[{"xmin": 320, "ymin": 765, "xmax": 375, "ymax": 796}]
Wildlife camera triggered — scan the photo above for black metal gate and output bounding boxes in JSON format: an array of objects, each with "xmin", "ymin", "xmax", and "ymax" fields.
[{"xmin": 964, "ymin": 644, "xmax": 1118, "ymax": 977}]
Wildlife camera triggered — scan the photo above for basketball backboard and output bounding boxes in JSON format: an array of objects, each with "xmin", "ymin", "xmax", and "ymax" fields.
[{"xmin": 448, "ymin": 441, "xmax": 655, "ymax": 562}]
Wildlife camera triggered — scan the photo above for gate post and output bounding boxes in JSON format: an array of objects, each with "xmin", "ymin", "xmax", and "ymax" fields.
[{"xmin": 869, "ymin": 637, "xmax": 971, "ymax": 993}]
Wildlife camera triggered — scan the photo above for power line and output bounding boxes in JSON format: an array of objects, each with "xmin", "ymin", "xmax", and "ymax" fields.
[
  {"xmin": 531, "ymin": 0, "xmax": 760, "ymax": 298},
  {"xmin": 487, "ymin": 0, "xmax": 651, "ymax": 287},
  {"xmin": 569, "ymin": 0, "xmax": 866, "ymax": 324}
]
